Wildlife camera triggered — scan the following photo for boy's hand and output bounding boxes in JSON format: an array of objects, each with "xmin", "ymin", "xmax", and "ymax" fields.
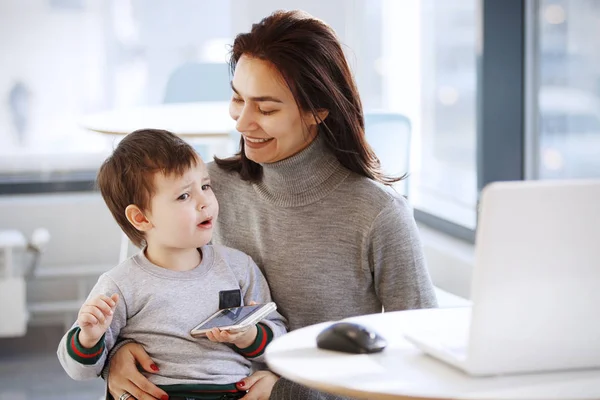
[
  {"xmin": 206, "ymin": 324, "xmax": 258, "ymax": 349},
  {"xmin": 77, "ymin": 293, "xmax": 119, "ymax": 348}
]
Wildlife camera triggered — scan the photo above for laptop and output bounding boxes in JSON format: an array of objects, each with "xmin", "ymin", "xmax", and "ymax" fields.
[{"xmin": 404, "ymin": 179, "xmax": 600, "ymax": 376}]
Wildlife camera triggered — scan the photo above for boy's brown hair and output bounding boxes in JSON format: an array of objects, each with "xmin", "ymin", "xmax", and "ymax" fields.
[{"xmin": 97, "ymin": 129, "xmax": 199, "ymax": 247}]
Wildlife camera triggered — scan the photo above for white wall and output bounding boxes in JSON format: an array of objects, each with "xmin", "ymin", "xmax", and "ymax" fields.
[
  {"xmin": 0, "ymin": 192, "xmax": 123, "ymax": 325},
  {"xmin": 418, "ymin": 223, "xmax": 474, "ymax": 299}
]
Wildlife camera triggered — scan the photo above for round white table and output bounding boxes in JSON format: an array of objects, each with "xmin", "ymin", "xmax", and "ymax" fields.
[
  {"xmin": 78, "ymin": 101, "xmax": 235, "ymax": 137},
  {"xmin": 265, "ymin": 308, "xmax": 600, "ymax": 400}
]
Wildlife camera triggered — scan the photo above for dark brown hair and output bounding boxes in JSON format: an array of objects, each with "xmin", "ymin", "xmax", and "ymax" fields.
[
  {"xmin": 97, "ymin": 129, "xmax": 198, "ymax": 247},
  {"xmin": 214, "ymin": 9, "xmax": 403, "ymax": 185}
]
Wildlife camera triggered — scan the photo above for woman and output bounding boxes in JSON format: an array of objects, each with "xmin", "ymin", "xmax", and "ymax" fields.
[{"xmin": 107, "ymin": 9, "xmax": 437, "ymax": 400}]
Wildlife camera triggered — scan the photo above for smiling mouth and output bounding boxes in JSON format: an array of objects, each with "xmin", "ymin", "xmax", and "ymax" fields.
[{"xmin": 244, "ymin": 137, "xmax": 274, "ymax": 143}]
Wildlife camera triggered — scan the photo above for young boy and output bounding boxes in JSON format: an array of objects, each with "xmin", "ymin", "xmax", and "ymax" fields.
[{"xmin": 57, "ymin": 129, "xmax": 286, "ymax": 400}]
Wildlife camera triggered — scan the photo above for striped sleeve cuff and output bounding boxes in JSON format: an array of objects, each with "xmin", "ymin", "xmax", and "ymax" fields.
[
  {"xmin": 234, "ymin": 323, "xmax": 273, "ymax": 358},
  {"xmin": 66, "ymin": 327, "xmax": 106, "ymax": 365}
]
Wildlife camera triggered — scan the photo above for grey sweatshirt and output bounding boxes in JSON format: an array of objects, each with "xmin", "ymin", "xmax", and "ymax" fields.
[
  {"xmin": 208, "ymin": 134, "xmax": 437, "ymax": 332},
  {"xmin": 57, "ymin": 244, "xmax": 287, "ymax": 385}
]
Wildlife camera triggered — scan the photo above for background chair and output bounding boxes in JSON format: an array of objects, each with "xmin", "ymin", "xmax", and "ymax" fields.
[
  {"xmin": 163, "ymin": 62, "xmax": 237, "ymax": 159},
  {"xmin": 163, "ymin": 62, "xmax": 231, "ymax": 104},
  {"xmin": 364, "ymin": 112, "xmax": 412, "ymax": 197}
]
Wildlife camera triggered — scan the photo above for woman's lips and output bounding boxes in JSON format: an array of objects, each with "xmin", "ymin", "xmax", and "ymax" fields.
[{"xmin": 244, "ymin": 136, "xmax": 274, "ymax": 149}]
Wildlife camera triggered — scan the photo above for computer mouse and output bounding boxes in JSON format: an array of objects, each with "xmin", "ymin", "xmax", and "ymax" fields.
[{"xmin": 316, "ymin": 322, "xmax": 387, "ymax": 354}]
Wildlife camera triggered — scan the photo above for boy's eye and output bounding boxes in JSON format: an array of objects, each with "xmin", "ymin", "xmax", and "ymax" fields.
[
  {"xmin": 259, "ymin": 109, "xmax": 276, "ymax": 116},
  {"xmin": 232, "ymin": 97, "xmax": 244, "ymax": 104},
  {"xmin": 201, "ymin": 184, "xmax": 212, "ymax": 191},
  {"xmin": 177, "ymin": 193, "xmax": 190, "ymax": 201}
]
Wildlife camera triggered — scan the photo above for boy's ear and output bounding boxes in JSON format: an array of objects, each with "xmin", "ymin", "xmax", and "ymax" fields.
[{"xmin": 125, "ymin": 205, "xmax": 152, "ymax": 232}]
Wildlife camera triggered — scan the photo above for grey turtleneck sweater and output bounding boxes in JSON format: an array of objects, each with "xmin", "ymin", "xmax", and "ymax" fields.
[{"xmin": 208, "ymin": 134, "xmax": 437, "ymax": 332}]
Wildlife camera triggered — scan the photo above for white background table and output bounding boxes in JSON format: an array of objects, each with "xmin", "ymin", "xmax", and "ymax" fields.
[
  {"xmin": 79, "ymin": 101, "xmax": 236, "ymax": 162},
  {"xmin": 266, "ymin": 306, "xmax": 600, "ymax": 400},
  {"xmin": 78, "ymin": 101, "xmax": 235, "ymax": 137}
]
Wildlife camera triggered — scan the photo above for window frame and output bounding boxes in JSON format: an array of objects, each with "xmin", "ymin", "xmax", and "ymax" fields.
[{"xmin": 0, "ymin": 171, "xmax": 97, "ymax": 195}]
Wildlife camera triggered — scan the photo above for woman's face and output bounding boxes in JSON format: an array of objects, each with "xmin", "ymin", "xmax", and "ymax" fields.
[{"xmin": 229, "ymin": 55, "xmax": 321, "ymax": 164}]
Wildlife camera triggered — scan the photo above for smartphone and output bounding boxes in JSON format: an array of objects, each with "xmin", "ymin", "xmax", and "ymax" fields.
[{"xmin": 190, "ymin": 302, "xmax": 277, "ymax": 338}]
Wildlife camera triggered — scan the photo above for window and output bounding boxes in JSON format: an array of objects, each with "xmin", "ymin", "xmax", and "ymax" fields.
[
  {"xmin": 1, "ymin": 0, "xmax": 480, "ymax": 232},
  {"xmin": 362, "ymin": 0, "xmax": 478, "ymax": 229},
  {"xmin": 0, "ymin": 0, "xmax": 232, "ymax": 186},
  {"xmin": 535, "ymin": 0, "xmax": 600, "ymax": 180},
  {"xmin": 10, "ymin": 1, "xmax": 594, "ymax": 243},
  {"xmin": 412, "ymin": 1, "xmax": 478, "ymax": 229}
]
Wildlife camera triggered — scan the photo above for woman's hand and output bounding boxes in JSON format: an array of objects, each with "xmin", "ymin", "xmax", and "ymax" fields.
[
  {"xmin": 107, "ymin": 342, "xmax": 168, "ymax": 400},
  {"xmin": 238, "ymin": 370, "xmax": 279, "ymax": 400}
]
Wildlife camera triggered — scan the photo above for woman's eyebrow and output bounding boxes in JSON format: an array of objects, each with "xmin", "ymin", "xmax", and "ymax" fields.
[{"xmin": 231, "ymin": 82, "xmax": 283, "ymax": 103}]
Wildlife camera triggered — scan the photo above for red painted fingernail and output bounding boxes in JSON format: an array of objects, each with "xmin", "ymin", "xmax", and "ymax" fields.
[
  {"xmin": 161, "ymin": 396, "xmax": 169, "ymax": 400},
  {"xmin": 237, "ymin": 381, "xmax": 245, "ymax": 387},
  {"xmin": 151, "ymin": 364, "xmax": 159, "ymax": 371}
]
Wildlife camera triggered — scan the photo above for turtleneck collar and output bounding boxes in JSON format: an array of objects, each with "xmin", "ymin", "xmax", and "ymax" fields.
[{"xmin": 253, "ymin": 134, "xmax": 351, "ymax": 207}]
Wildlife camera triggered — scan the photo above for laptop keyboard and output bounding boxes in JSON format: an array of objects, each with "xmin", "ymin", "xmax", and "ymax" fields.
[
  {"xmin": 415, "ymin": 328, "xmax": 469, "ymax": 359},
  {"xmin": 442, "ymin": 340, "xmax": 468, "ymax": 359},
  {"xmin": 404, "ymin": 308, "xmax": 472, "ymax": 361}
]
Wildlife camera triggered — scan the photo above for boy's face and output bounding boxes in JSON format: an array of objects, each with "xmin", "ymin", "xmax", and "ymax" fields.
[{"xmin": 144, "ymin": 159, "xmax": 218, "ymax": 250}]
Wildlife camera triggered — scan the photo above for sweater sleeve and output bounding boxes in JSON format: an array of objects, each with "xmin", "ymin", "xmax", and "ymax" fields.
[
  {"xmin": 367, "ymin": 196, "xmax": 438, "ymax": 311},
  {"xmin": 232, "ymin": 255, "xmax": 288, "ymax": 362},
  {"xmin": 57, "ymin": 274, "xmax": 127, "ymax": 380}
]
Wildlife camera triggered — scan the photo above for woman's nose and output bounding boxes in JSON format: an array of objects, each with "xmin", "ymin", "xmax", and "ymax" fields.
[{"xmin": 235, "ymin": 106, "xmax": 256, "ymax": 133}]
